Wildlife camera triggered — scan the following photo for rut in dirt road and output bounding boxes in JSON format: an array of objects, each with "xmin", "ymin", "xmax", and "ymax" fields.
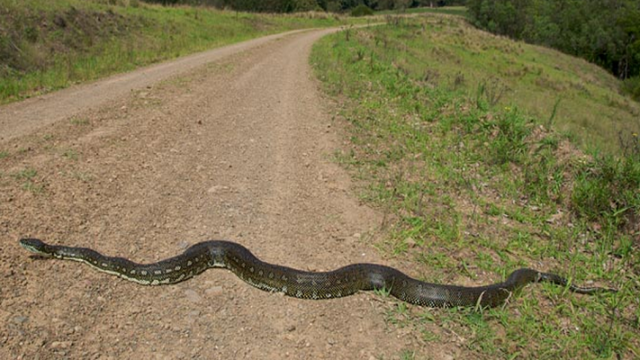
[{"xmin": 1, "ymin": 29, "xmax": 457, "ymax": 359}]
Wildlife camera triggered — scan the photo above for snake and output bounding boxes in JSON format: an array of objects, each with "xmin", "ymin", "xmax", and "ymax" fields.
[{"xmin": 19, "ymin": 238, "xmax": 616, "ymax": 308}]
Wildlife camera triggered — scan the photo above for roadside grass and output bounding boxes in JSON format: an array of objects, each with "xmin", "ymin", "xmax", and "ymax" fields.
[
  {"xmin": 373, "ymin": 14, "xmax": 637, "ymax": 155},
  {"xmin": 376, "ymin": 6, "xmax": 467, "ymax": 17},
  {"xmin": 0, "ymin": 0, "xmax": 360, "ymax": 104},
  {"xmin": 312, "ymin": 15, "xmax": 639, "ymax": 359}
]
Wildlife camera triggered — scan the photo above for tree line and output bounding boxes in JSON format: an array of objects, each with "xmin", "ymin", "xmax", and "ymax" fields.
[
  {"xmin": 466, "ymin": 0, "xmax": 640, "ymax": 99},
  {"xmin": 142, "ymin": 0, "xmax": 464, "ymax": 13}
]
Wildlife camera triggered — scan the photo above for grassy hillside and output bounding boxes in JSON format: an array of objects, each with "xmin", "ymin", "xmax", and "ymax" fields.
[
  {"xmin": 312, "ymin": 15, "xmax": 639, "ymax": 359},
  {"xmin": 0, "ymin": 0, "xmax": 352, "ymax": 104},
  {"xmin": 376, "ymin": 5, "xmax": 467, "ymax": 17},
  {"xmin": 368, "ymin": 13, "xmax": 638, "ymax": 155}
]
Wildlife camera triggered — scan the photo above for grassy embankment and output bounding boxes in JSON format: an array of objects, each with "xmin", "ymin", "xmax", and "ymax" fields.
[
  {"xmin": 0, "ymin": 0, "xmax": 358, "ymax": 104},
  {"xmin": 312, "ymin": 15, "xmax": 639, "ymax": 359},
  {"xmin": 376, "ymin": 5, "xmax": 467, "ymax": 17}
]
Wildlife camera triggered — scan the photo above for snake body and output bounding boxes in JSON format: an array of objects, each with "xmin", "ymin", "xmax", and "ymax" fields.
[{"xmin": 19, "ymin": 238, "xmax": 615, "ymax": 308}]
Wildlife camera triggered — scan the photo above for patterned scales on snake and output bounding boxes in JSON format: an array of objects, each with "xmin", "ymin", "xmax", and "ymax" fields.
[{"xmin": 19, "ymin": 238, "xmax": 616, "ymax": 308}]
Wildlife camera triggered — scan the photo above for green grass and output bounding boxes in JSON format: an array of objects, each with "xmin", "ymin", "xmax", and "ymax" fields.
[
  {"xmin": 312, "ymin": 15, "xmax": 639, "ymax": 359},
  {"xmin": 62, "ymin": 148, "xmax": 79, "ymax": 160},
  {"xmin": 12, "ymin": 167, "xmax": 37, "ymax": 180},
  {"xmin": 364, "ymin": 14, "xmax": 638, "ymax": 155},
  {"xmin": 10, "ymin": 167, "xmax": 44, "ymax": 193},
  {"xmin": 376, "ymin": 6, "xmax": 467, "ymax": 17},
  {"xmin": 70, "ymin": 117, "xmax": 90, "ymax": 126},
  {"xmin": 0, "ymin": 0, "xmax": 359, "ymax": 104}
]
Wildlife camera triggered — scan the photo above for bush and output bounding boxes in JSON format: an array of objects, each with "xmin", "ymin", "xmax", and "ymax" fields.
[
  {"xmin": 571, "ymin": 153, "xmax": 640, "ymax": 229},
  {"xmin": 351, "ymin": 4, "xmax": 373, "ymax": 17},
  {"xmin": 622, "ymin": 76, "xmax": 640, "ymax": 101}
]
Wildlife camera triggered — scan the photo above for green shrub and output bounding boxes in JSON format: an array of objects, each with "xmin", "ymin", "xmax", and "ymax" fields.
[
  {"xmin": 572, "ymin": 153, "xmax": 640, "ymax": 229},
  {"xmin": 622, "ymin": 76, "xmax": 640, "ymax": 101},
  {"xmin": 488, "ymin": 110, "xmax": 532, "ymax": 165},
  {"xmin": 351, "ymin": 4, "xmax": 373, "ymax": 17}
]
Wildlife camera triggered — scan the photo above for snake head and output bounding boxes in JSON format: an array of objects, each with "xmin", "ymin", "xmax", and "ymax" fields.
[{"xmin": 19, "ymin": 238, "xmax": 51, "ymax": 256}]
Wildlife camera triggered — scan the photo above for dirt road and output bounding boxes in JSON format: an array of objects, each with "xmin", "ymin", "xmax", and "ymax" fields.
[{"xmin": 0, "ymin": 29, "xmax": 451, "ymax": 359}]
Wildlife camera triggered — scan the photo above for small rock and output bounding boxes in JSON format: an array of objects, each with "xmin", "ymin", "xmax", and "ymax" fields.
[
  {"xmin": 353, "ymin": 233, "xmax": 361, "ymax": 239},
  {"xmin": 207, "ymin": 185, "xmax": 228, "ymax": 193},
  {"xmin": 12, "ymin": 316, "xmax": 28, "ymax": 324},
  {"xmin": 205, "ymin": 286, "xmax": 223, "ymax": 297},
  {"xmin": 327, "ymin": 338, "xmax": 336, "ymax": 345},
  {"xmin": 286, "ymin": 325, "xmax": 296, "ymax": 332},
  {"xmin": 51, "ymin": 341, "xmax": 73, "ymax": 350},
  {"xmin": 184, "ymin": 289, "xmax": 202, "ymax": 303}
]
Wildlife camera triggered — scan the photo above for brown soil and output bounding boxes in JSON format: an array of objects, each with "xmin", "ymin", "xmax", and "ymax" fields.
[{"xmin": 0, "ymin": 29, "xmax": 458, "ymax": 359}]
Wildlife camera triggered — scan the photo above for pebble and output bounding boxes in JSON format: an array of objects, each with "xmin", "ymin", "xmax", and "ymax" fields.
[
  {"xmin": 51, "ymin": 341, "xmax": 73, "ymax": 350},
  {"xmin": 12, "ymin": 316, "xmax": 28, "ymax": 324},
  {"xmin": 207, "ymin": 185, "xmax": 228, "ymax": 194},
  {"xmin": 184, "ymin": 289, "xmax": 202, "ymax": 303},
  {"xmin": 205, "ymin": 286, "xmax": 223, "ymax": 297}
]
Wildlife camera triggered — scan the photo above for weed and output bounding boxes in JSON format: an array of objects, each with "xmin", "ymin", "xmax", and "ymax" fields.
[
  {"xmin": 12, "ymin": 167, "xmax": 43, "ymax": 193},
  {"xmin": 22, "ymin": 181, "xmax": 44, "ymax": 194},
  {"xmin": 0, "ymin": 151, "xmax": 9, "ymax": 159},
  {"xmin": 399, "ymin": 349, "xmax": 415, "ymax": 360},
  {"xmin": 571, "ymin": 153, "xmax": 640, "ymax": 230},
  {"xmin": 546, "ymin": 97, "xmax": 562, "ymax": 130},
  {"xmin": 374, "ymin": 286, "xmax": 392, "ymax": 298},
  {"xmin": 476, "ymin": 78, "xmax": 508, "ymax": 110},
  {"xmin": 62, "ymin": 149, "xmax": 79, "ymax": 160},
  {"xmin": 70, "ymin": 118, "xmax": 90, "ymax": 126},
  {"xmin": 488, "ymin": 110, "xmax": 531, "ymax": 165},
  {"xmin": 71, "ymin": 171, "xmax": 93, "ymax": 182},
  {"xmin": 12, "ymin": 168, "xmax": 37, "ymax": 180},
  {"xmin": 618, "ymin": 131, "xmax": 640, "ymax": 159},
  {"xmin": 452, "ymin": 71, "xmax": 465, "ymax": 90}
]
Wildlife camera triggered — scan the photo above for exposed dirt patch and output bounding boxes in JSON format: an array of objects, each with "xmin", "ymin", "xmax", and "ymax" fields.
[{"xmin": 0, "ymin": 30, "xmax": 459, "ymax": 359}]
